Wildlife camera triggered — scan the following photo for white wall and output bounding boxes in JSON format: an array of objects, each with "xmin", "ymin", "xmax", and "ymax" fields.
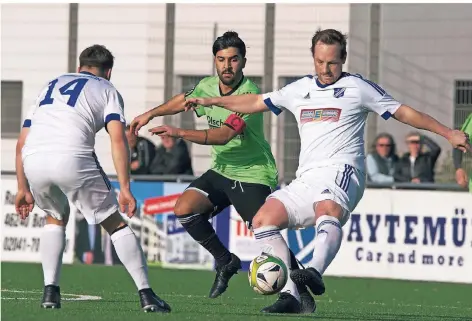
[
  {"xmin": 1, "ymin": 4, "xmax": 69, "ymax": 171},
  {"xmin": 1, "ymin": 3, "xmax": 351, "ymax": 176},
  {"xmin": 76, "ymin": 4, "xmax": 166, "ymax": 174},
  {"xmin": 377, "ymin": 4, "xmax": 472, "ymax": 161}
]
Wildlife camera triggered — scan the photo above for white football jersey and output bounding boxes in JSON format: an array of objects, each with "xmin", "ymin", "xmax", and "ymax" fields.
[
  {"xmin": 22, "ymin": 71, "xmax": 125, "ymax": 157},
  {"xmin": 262, "ymin": 73, "xmax": 401, "ymax": 177}
]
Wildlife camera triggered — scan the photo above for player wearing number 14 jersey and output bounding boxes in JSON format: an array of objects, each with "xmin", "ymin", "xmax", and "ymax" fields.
[{"xmin": 15, "ymin": 45, "xmax": 171, "ymax": 313}]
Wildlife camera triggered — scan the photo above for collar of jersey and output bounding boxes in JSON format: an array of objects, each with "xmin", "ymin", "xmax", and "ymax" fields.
[
  {"xmin": 219, "ymin": 75, "xmax": 245, "ymax": 96},
  {"xmin": 79, "ymin": 71, "xmax": 96, "ymax": 77},
  {"xmin": 315, "ymin": 72, "xmax": 347, "ymax": 88}
]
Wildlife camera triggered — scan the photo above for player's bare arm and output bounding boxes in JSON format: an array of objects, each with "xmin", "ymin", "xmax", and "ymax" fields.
[
  {"xmin": 130, "ymin": 93, "xmax": 187, "ymax": 135},
  {"xmin": 107, "ymin": 120, "xmax": 136, "ymax": 217},
  {"xmin": 15, "ymin": 127, "xmax": 35, "ymax": 219},
  {"xmin": 392, "ymin": 104, "xmax": 471, "ymax": 153},
  {"xmin": 186, "ymin": 94, "xmax": 268, "ymax": 114},
  {"xmin": 149, "ymin": 117, "xmax": 244, "ymax": 146}
]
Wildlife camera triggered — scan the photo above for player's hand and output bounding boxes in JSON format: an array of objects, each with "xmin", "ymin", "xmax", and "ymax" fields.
[
  {"xmin": 184, "ymin": 97, "xmax": 213, "ymax": 111},
  {"xmin": 15, "ymin": 189, "xmax": 35, "ymax": 220},
  {"xmin": 118, "ymin": 189, "xmax": 137, "ymax": 218},
  {"xmin": 447, "ymin": 130, "xmax": 471, "ymax": 153},
  {"xmin": 129, "ymin": 112, "xmax": 153, "ymax": 136},
  {"xmin": 148, "ymin": 125, "xmax": 182, "ymax": 138},
  {"xmin": 455, "ymin": 168, "xmax": 468, "ymax": 188}
]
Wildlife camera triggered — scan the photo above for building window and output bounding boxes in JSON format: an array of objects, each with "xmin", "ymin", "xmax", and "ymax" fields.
[
  {"xmin": 454, "ymin": 80, "xmax": 472, "ymax": 129},
  {"xmin": 246, "ymin": 76, "xmax": 263, "ymax": 90},
  {"xmin": 178, "ymin": 75, "xmax": 209, "ymax": 131},
  {"xmin": 1, "ymin": 81, "xmax": 23, "ymax": 138},
  {"xmin": 278, "ymin": 76, "xmax": 303, "ymax": 183}
]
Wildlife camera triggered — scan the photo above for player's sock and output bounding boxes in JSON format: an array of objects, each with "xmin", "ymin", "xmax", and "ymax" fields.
[
  {"xmin": 310, "ymin": 215, "xmax": 343, "ymax": 274},
  {"xmin": 254, "ymin": 225, "xmax": 300, "ymax": 302},
  {"xmin": 40, "ymin": 224, "xmax": 66, "ymax": 286},
  {"xmin": 177, "ymin": 213, "xmax": 231, "ymax": 267},
  {"xmin": 110, "ymin": 225, "xmax": 150, "ymax": 291}
]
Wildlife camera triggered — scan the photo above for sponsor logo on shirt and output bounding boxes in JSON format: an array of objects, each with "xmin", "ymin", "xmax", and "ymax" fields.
[
  {"xmin": 299, "ymin": 108, "xmax": 341, "ymax": 124},
  {"xmin": 206, "ymin": 116, "xmax": 245, "ymax": 139}
]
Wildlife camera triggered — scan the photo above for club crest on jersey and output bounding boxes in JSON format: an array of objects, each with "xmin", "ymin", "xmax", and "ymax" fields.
[
  {"xmin": 333, "ymin": 88, "xmax": 346, "ymax": 98},
  {"xmin": 300, "ymin": 108, "xmax": 341, "ymax": 124}
]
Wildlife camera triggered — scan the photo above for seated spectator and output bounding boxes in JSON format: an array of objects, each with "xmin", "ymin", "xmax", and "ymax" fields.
[
  {"xmin": 394, "ymin": 132, "xmax": 441, "ymax": 183},
  {"xmin": 149, "ymin": 136, "xmax": 193, "ymax": 175},
  {"xmin": 366, "ymin": 133, "xmax": 398, "ymax": 183},
  {"xmin": 125, "ymin": 125, "xmax": 156, "ymax": 175}
]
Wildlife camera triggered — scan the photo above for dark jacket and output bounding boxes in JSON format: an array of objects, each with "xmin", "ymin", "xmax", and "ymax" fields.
[
  {"xmin": 149, "ymin": 139, "xmax": 193, "ymax": 175},
  {"xmin": 394, "ymin": 136, "xmax": 441, "ymax": 183},
  {"xmin": 130, "ymin": 137, "xmax": 156, "ymax": 175}
]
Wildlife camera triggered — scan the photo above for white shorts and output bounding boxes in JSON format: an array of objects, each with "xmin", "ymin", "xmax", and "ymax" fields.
[
  {"xmin": 23, "ymin": 153, "xmax": 119, "ymax": 224},
  {"xmin": 268, "ymin": 164, "xmax": 365, "ymax": 229}
]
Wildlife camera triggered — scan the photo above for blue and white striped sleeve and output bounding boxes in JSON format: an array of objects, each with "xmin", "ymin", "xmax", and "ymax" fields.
[
  {"xmin": 356, "ymin": 75, "xmax": 401, "ymax": 120},
  {"xmin": 104, "ymin": 88, "xmax": 126, "ymax": 126}
]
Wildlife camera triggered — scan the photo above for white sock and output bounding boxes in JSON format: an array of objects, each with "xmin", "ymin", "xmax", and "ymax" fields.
[
  {"xmin": 40, "ymin": 224, "xmax": 66, "ymax": 286},
  {"xmin": 111, "ymin": 226, "xmax": 150, "ymax": 291},
  {"xmin": 310, "ymin": 215, "xmax": 343, "ymax": 275},
  {"xmin": 254, "ymin": 226, "xmax": 300, "ymax": 302}
]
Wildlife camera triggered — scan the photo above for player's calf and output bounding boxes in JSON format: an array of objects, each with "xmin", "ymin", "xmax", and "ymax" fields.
[
  {"xmin": 101, "ymin": 212, "xmax": 172, "ymax": 313},
  {"xmin": 291, "ymin": 201, "xmax": 345, "ymax": 297}
]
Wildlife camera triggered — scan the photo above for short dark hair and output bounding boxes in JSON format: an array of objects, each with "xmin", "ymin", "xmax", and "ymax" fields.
[
  {"xmin": 310, "ymin": 29, "xmax": 347, "ymax": 60},
  {"xmin": 212, "ymin": 31, "xmax": 246, "ymax": 58},
  {"xmin": 79, "ymin": 44, "xmax": 114, "ymax": 70}
]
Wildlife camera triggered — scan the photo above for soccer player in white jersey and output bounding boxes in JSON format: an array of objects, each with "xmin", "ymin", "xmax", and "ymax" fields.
[
  {"xmin": 14, "ymin": 45, "xmax": 171, "ymax": 313},
  {"xmin": 186, "ymin": 29, "xmax": 471, "ymax": 313}
]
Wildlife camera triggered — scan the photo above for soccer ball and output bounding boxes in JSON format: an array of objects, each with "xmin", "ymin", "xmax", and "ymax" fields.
[{"xmin": 248, "ymin": 253, "xmax": 288, "ymax": 295}]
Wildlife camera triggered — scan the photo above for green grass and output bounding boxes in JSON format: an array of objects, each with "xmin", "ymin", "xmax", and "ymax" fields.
[{"xmin": 2, "ymin": 262, "xmax": 471, "ymax": 321}]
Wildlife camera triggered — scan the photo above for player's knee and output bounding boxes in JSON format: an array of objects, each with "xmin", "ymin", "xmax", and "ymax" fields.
[
  {"xmin": 100, "ymin": 211, "xmax": 125, "ymax": 235},
  {"xmin": 314, "ymin": 200, "xmax": 347, "ymax": 223},
  {"xmin": 46, "ymin": 215, "xmax": 66, "ymax": 226},
  {"xmin": 251, "ymin": 199, "xmax": 288, "ymax": 229},
  {"xmin": 174, "ymin": 190, "xmax": 213, "ymax": 216},
  {"xmin": 173, "ymin": 198, "xmax": 191, "ymax": 217}
]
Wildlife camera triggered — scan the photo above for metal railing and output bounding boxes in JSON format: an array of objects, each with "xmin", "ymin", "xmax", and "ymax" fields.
[{"xmin": 2, "ymin": 171, "xmax": 467, "ymax": 192}]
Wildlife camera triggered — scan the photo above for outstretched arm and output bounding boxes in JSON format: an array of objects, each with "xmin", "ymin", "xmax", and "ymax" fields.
[
  {"xmin": 186, "ymin": 94, "xmax": 269, "ymax": 115},
  {"xmin": 130, "ymin": 93, "xmax": 187, "ymax": 135},
  {"xmin": 149, "ymin": 113, "xmax": 247, "ymax": 146},
  {"xmin": 393, "ymin": 105, "xmax": 450, "ymax": 139},
  {"xmin": 392, "ymin": 105, "xmax": 470, "ymax": 153}
]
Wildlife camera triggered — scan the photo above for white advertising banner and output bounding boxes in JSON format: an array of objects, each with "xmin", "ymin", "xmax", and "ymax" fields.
[
  {"xmin": 1, "ymin": 176, "xmax": 76, "ymax": 264},
  {"xmin": 324, "ymin": 189, "xmax": 472, "ymax": 284}
]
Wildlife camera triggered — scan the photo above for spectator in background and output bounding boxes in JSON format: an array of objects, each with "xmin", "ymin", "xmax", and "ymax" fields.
[
  {"xmin": 149, "ymin": 136, "xmax": 193, "ymax": 175},
  {"xmin": 125, "ymin": 125, "xmax": 156, "ymax": 175},
  {"xmin": 394, "ymin": 131, "xmax": 441, "ymax": 183},
  {"xmin": 366, "ymin": 133, "xmax": 398, "ymax": 183}
]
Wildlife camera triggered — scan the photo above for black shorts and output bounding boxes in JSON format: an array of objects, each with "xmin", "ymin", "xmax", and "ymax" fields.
[{"xmin": 186, "ymin": 169, "xmax": 273, "ymax": 224}]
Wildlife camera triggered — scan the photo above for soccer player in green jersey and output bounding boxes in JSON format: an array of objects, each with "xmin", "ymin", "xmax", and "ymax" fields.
[
  {"xmin": 454, "ymin": 113, "xmax": 472, "ymax": 189},
  {"xmin": 130, "ymin": 31, "xmax": 314, "ymax": 314}
]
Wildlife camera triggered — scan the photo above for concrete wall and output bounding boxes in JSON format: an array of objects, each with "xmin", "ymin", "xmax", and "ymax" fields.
[
  {"xmin": 1, "ymin": 4, "xmax": 70, "ymax": 171},
  {"xmin": 1, "ymin": 3, "xmax": 351, "ymax": 177},
  {"xmin": 349, "ymin": 4, "xmax": 472, "ymax": 164}
]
